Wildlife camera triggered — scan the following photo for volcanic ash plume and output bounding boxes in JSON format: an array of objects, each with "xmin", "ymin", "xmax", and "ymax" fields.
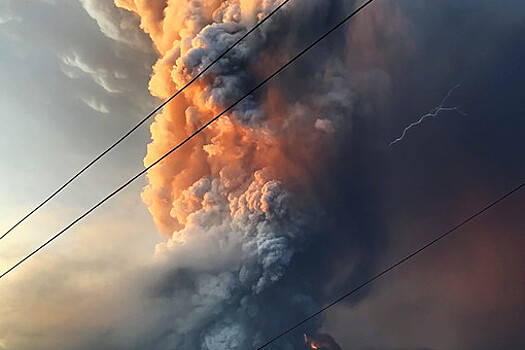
[{"xmin": 114, "ymin": 0, "xmax": 357, "ymax": 348}]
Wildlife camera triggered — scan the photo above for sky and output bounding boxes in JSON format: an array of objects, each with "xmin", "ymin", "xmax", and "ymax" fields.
[{"xmin": 0, "ymin": 0, "xmax": 524, "ymax": 349}]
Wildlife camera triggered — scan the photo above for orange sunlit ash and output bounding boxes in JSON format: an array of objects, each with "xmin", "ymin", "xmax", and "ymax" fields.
[{"xmin": 113, "ymin": 0, "xmax": 334, "ymax": 238}]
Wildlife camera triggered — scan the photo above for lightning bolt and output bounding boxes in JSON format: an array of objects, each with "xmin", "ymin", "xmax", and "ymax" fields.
[{"xmin": 389, "ymin": 85, "xmax": 467, "ymax": 146}]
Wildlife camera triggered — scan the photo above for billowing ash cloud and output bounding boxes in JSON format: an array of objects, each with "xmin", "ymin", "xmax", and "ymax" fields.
[
  {"xmin": 108, "ymin": 0, "xmax": 383, "ymax": 348},
  {"xmin": 0, "ymin": 0, "xmax": 395, "ymax": 348}
]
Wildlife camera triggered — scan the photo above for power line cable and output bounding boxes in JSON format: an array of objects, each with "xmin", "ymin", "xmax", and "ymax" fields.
[
  {"xmin": 255, "ymin": 182, "xmax": 524, "ymax": 349},
  {"xmin": 0, "ymin": 0, "xmax": 379, "ymax": 280},
  {"xmin": 0, "ymin": 0, "xmax": 292, "ymax": 243}
]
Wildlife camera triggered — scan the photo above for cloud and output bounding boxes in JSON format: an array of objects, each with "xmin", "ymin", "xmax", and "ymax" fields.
[
  {"xmin": 1, "ymin": 0, "xmax": 391, "ymax": 348},
  {"xmin": 0, "ymin": 0, "xmax": 156, "ymax": 120},
  {"xmin": 60, "ymin": 51, "xmax": 125, "ymax": 93},
  {"xmin": 79, "ymin": 0, "xmax": 152, "ymax": 52},
  {"xmin": 0, "ymin": 187, "xmax": 160, "ymax": 350},
  {"xmin": 319, "ymin": 1, "xmax": 525, "ymax": 349},
  {"xmin": 83, "ymin": 0, "xmax": 399, "ymax": 348},
  {"xmin": 80, "ymin": 95, "xmax": 110, "ymax": 113},
  {"xmin": 0, "ymin": 0, "xmax": 158, "ymax": 190}
]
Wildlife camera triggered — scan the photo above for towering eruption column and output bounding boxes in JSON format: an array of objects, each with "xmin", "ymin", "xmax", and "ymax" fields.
[{"xmin": 115, "ymin": 0, "xmax": 356, "ymax": 348}]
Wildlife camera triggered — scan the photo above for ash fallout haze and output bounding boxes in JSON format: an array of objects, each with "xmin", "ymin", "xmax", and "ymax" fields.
[{"xmin": 0, "ymin": 0, "xmax": 523, "ymax": 350}]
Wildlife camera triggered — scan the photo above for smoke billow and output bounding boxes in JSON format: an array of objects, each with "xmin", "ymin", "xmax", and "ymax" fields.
[{"xmin": 112, "ymin": 0, "xmax": 385, "ymax": 348}]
